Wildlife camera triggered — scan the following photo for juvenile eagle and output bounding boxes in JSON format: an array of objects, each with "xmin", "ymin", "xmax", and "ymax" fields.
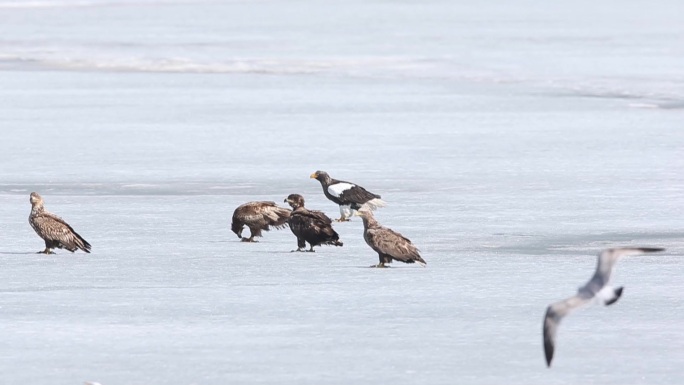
[
  {"xmin": 284, "ymin": 194, "xmax": 343, "ymax": 252},
  {"xmin": 28, "ymin": 192, "xmax": 91, "ymax": 254},
  {"xmin": 231, "ymin": 201, "xmax": 290, "ymax": 242},
  {"xmin": 356, "ymin": 209, "xmax": 425, "ymax": 268},
  {"xmin": 310, "ymin": 170, "xmax": 385, "ymax": 222}
]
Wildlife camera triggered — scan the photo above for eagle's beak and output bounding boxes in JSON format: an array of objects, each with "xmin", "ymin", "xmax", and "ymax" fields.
[
  {"xmin": 283, "ymin": 198, "xmax": 288, "ymax": 203},
  {"xmin": 309, "ymin": 172, "xmax": 318, "ymax": 179}
]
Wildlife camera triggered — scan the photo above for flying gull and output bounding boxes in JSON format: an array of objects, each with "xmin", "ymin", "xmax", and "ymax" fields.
[{"xmin": 543, "ymin": 247, "xmax": 665, "ymax": 367}]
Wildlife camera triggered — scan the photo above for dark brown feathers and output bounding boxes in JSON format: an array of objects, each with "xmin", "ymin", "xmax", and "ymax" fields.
[
  {"xmin": 231, "ymin": 201, "xmax": 291, "ymax": 242},
  {"xmin": 284, "ymin": 194, "xmax": 342, "ymax": 251}
]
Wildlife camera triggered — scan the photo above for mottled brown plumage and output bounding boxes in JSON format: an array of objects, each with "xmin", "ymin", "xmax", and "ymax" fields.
[
  {"xmin": 356, "ymin": 209, "xmax": 425, "ymax": 268},
  {"xmin": 28, "ymin": 192, "xmax": 91, "ymax": 254},
  {"xmin": 231, "ymin": 201, "xmax": 291, "ymax": 242},
  {"xmin": 284, "ymin": 194, "xmax": 343, "ymax": 252}
]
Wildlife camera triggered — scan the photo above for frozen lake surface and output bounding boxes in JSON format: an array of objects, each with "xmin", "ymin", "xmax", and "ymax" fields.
[{"xmin": 0, "ymin": 0, "xmax": 683, "ymax": 384}]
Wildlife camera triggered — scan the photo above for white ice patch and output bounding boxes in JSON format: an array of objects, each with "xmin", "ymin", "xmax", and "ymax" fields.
[{"xmin": 328, "ymin": 183, "xmax": 355, "ymax": 198}]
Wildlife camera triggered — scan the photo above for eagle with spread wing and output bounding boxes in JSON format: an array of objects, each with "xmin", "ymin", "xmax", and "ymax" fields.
[{"xmin": 231, "ymin": 201, "xmax": 290, "ymax": 242}]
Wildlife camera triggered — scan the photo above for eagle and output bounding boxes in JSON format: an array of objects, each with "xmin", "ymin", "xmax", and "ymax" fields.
[
  {"xmin": 28, "ymin": 192, "xmax": 91, "ymax": 254},
  {"xmin": 310, "ymin": 170, "xmax": 386, "ymax": 222},
  {"xmin": 355, "ymin": 209, "xmax": 425, "ymax": 268},
  {"xmin": 231, "ymin": 201, "xmax": 290, "ymax": 242},
  {"xmin": 284, "ymin": 194, "xmax": 343, "ymax": 252}
]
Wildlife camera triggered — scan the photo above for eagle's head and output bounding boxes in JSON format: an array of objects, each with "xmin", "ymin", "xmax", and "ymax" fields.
[
  {"xmin": 310, "ymin": 170, "xmax": 330, "ymax": 183},
  {"xmin": 230, "ymin": 221, "xmax": 243, "ymax": 238},
  {"xmin": 284, "ymin": 194, "xmax": 305, "ymax": 210},
  {"xmin": 354, "ymin": 208, "xmax": 373, "ymax": 218},
  {"xmin": 29, "ymin": 192, "xmax": 44, "ymax": 206}
]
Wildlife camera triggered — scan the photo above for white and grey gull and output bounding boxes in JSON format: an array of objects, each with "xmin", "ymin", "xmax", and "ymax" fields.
[{"xmin": 543, "ymin": 247, "xmax": 665, "ymax": 367}]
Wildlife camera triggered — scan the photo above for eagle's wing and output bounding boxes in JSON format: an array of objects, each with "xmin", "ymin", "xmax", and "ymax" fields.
[
  {"xmin": 256, "ymin": 201, "xmax": 290, "ymax": 228},
  {"xmin": 328, "ymin": 182, "xmax": 379, "ymax": 205},
  {"xmin": 33, "ymin": 212, "xmax": 91, "ymax": 252},
  {"xmin": 366, "ymin": 226, "xmax": 423, "ymax": 264}
]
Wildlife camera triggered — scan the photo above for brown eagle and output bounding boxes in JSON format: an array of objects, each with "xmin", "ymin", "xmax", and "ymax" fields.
[
  {"xmin": 355, "ymin": 209, "xmax": 425, "ymax": 268},
  {"xmin": 29, "ymin": 192, "xmax": 91, "ymax": 254},
  {"xmin": 310, "ymin": 170, "xmax": 386, "ymax": 222},
  {"xmin": 231, "ymin": 201, "xmax": 290, "ymax": 242},
  {"xmin": 284, "ymin": 194, "xmax": 343, "ymax": 252}
]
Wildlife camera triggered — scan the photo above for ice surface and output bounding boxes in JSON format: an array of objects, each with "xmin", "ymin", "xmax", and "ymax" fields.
[{"xmin": 0, "ymin": 0, "xmax": 683, "ymax": 384}]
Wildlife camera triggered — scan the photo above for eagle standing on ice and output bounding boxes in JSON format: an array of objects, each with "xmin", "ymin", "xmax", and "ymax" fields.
[
  {"xmin": 231, "ymin": 201, "xmax": 291, "ymax": 242},
  {"xmin": 356, "ymin": 209, "xmax": 425, "ymax": 268},
  {"xmin": 310, "ymin": 170, "xmax": 385, "ymax": 222},
  {"xmin": 28, "ymin": 192, "xmax": 91, "ymax": 254},
  {"xmin": 284, "ymin": 193, "xmax": 343, "ymax": 252}
]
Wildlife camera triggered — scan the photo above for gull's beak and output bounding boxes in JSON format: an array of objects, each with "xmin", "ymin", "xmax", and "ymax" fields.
[{"xmin": 309, "ymin": 172, "xmax": 317, "ymax": 179}]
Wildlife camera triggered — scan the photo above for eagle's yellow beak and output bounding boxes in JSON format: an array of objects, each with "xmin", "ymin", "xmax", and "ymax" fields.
[{"xmin": 310, "ymin": 172, "xmax": 318, "ymax": 179}]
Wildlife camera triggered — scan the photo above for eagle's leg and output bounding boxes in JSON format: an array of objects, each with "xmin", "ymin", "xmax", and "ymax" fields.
[
  {"xmin": 370, "ymin": 254, "xmax": 389, "ymax": 268},
  {"xmin": 37, "ymin": 241, "xmax": 56, "ymax": 254},
  {"xmin": 306, "ymin": 244, "xmax": 316, "ymax": 252},
  {"xmin": 336, "ymin": 205, "xmax": 352, "ymax": 222},
  {"xmin": 241, "ymin": 229, "xmax": 260, "ymax": 243},
  {"xmin": 291, "ymin": 238, "xmax": 306, "ymax": 252}
]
